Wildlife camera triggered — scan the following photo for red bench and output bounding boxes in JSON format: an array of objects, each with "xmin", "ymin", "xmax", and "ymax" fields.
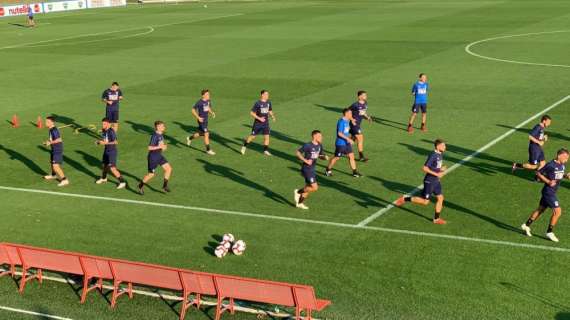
[
  {"xmin": 0, "ymin": 243, "xmax": 20, "ymax": 278},
  {"xmin": 180, "ymin": 271, "xmax": 217, "ymax": 319}
]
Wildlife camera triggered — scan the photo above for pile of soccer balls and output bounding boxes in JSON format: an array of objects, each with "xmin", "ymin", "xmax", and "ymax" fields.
[{"xmin": 214, "ymin": 233, "xmax": 246, "ymax": 258}]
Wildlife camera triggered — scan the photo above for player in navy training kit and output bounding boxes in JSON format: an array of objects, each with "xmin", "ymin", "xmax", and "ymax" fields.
[
  {"xmin": 187, "ymin": 89, "xmax": 216, "ymax": 155},
  {"xmin": 241, "ymin": 90, "xmax": 276, "ymax": 156},
  {"xmin": 325, "ymin": 108, "xmax": 361, "ymax": 177},
  {"xmin": 43, "ymin": 116, "xmax": 69, "ymax": 187},
  {"xmin": 27, "ymin": 5, "xmax": 35, "ymax": 28},
  {"xmin": 408, "ymin": 73, "xmax": 429, "ymax": 133},
  {"xmin": 513, "ymin": 115, "xmax": 551, "ymax": 172},
  {"xmin": 95, "ymin": 118, "xmax": 127, "ymax": 189},
  {"xmin": 349, "ymin": 90, "xmax": 372, "ymax": 162},
  {"xmin": 138, "ymin": 121, "xmax": 173, "ymax": 194},
  {"xmin": 395, "ymin": 139, "xmax": 448, "ymax": 224},
  {"xmin": 521, "ymin": 148, "xmax": 570, "ymax": 242},
  {"xmin": 101, "ymin": 82, "xmax": 123, "ymax": 132},
  {"xmin": 294, "ymin": 130, "xmax": 329, "ymax": 210}
]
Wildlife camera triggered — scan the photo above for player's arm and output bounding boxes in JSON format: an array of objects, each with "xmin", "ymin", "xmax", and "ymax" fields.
[
  {"xmin": 208, "ymin": 107, "xmax": 216, "ymax": 118},
  {"xmin": 118, "ymin": 91, "xmax": 124, "ymax": 101},
  {"xmin": 422, "ymin": 165, "xmax": 442, "ymax": 178},
  {"xmin": 338, "ymin": 131, "xmax": 353, "ymax": 144},
  {"xmin": 296, "ymin": 150, "xmax": 313, "ymax": 165},
  {"xmin": 318, "ymin": 148, "xmax": 329, "ymax": 161},
  {"xmin": 191, "ymin": 107, "xmax": 203, "ymax": 122},
  {"xmin": 536, "ymin": 170, "xmax": 555, "ymax": 186},
  {"xmin": 528, "ymin": 135, "xmax": 544, "ymax": 146},
  {"xmin": 269, "ymin": 110, "xmax": 276, "ymax": 122},
  {"xmin": 250, "ymin": 111, "xmax": 265, "ymax": 122},
  {"xmin": 45, "ymin": 138, "xmax": 62, "ymax": 146}
]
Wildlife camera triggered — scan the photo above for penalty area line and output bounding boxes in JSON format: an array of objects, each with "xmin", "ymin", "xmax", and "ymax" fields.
[
  {"xmin": 0, "ymin": 305, "xmax": 73, "ymax": 320},
  {"xmin": 357, "ymin": 94, "xmax": 570, "ymax": 227},
  {"xmin": 1, "ymin": 185, "xmax": 570, "ymax": 253}
]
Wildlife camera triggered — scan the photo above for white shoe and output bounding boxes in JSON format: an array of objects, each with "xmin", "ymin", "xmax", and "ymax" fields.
[
  {"xmin": 57, "ymin": 179, "xmax": 69, "ymax": 187},
  {"xmin": 521, "ymin": 224, "xmax": 532, "ymax": 237},
  {"xmin": 44, "ymin": 175, "xmax": 57, "ymax": 180},
  {"xmin": 296, "ymin": 203, "xmax": 309, "ymax": 210},
  {"xmin": 206, "ymin": 150, "xmax": 216, "ymax": 155},
  {"xmin": 117, "ymin": 182, "xmax": 127, "ymax": 190},
  {"xmin": 293, "ymin": 189, "xmax": 300, "ymax": 206},
  {"xmin": 546, "ymin": 232, "xmax": 559, "ymax": 243},
  {"xmin": 96, "ymin": 178, "xmax": 108, "ymax": 184},
  {"xmin": 186, "ymin": 136, "xmax": 192, "ymax": 146},
  {"xmin": 263, "ymin": 150, "xmax": 272, "ymax": 156},
  {"xmin": 240, "ymin": 146, "xmax": 246, "ymax": 155}
]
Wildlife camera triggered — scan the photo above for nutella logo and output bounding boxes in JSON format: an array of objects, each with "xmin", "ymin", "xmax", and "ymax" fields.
[{"xmin": 8, "ymin": 5, "xmax": 29, "ymax": 15}]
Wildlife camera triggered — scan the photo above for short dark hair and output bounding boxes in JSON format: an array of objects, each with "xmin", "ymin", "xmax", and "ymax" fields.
[
  {"xmin": 201, "ymin": 89, "xmax": 210, "ymax": 96},
  {"xmin": 102, "ymin": 117, "xmax": 110, "ymax": 123},
  {"xmin": 46, "ymin": 116, "xmax": 55, "ymax": 122},
  {"xmin": 541, "ymin": 115, "xmax": 551, "ymax": 122},
  {"xmin": 419, "ymin": 73, "xmax": 425, "ymax": 78},
  {"xmin": 154, "ymin": 120, "xmax": 164, "ymax": 128},
  {"xmin": 357, "ymin": 90, "xmax": 366, "ymax": 97},
  {"xmin": 311, "ymin": 130, "xmax": 321, "ymax": 137},
  {"xmin": 342, "ymin": 108, "xmax": 351, "ymax": 115},
  {"xmin": 434, "ymin": 138, "xmax": 445, "ymax": 147},
  {"xmin": 558, "ymin": 148, "xmax": 569, "ymax": 156},
  {"xmin": 112, "ymin": 82, "xmax": 119, "ymax": 86},
  {"xmin": 260, "ymin": 89, "xmax": 268, "ymax": 95}
]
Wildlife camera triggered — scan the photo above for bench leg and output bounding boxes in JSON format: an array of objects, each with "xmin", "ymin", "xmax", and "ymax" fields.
[
  {"xmin": 111, "ymin": 280, "xmax": 121, "ymax": 308},
  {"xmin": 127, "ymin": 282, "xmax": 133, "ymax": 299},
  {"xmin": 215, "ymin": 296, "xmax": 223, "ymax": 320},
  {"xmin": 81, "ymin": 277, "xmax": 90, "ymax": 304}
]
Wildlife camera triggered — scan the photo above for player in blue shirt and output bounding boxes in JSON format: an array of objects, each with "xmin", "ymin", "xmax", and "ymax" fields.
[
  {"xmin": 138, "ymin": 121, "xmax": 173, "ymax": 194},
  {"xmin": 349, "ymin": 90, "xmax": 372, "ymax": 162},
  {"xmin": 43, "ymin": 116, "xmax": 69, "ymax": 187},
  {"xmin": 395, "ymin": 139, "xmax": 448, "ymax": 224},
  {"xmin": 101, "ymin": 82, "xmax": 123, "ymax": 132},
  {"xmin": 407, "ymin": 73, "xmax": 429, "ymax": 133},
  {"xmin": 325, "ymin": 108, "xmax": 361, "ymax": 177},
  {"xmin": 95, "ymin": 118, "xmax": 127, "ymax": 189},
  {"xmin": 294, "ymin": 130, "xmax": 329, "ymax": 210},
  {"xmin": 512, "ymin": 115, "xmax": 551, "ymax": 172},
  {"xmin": 521, "ymin": 148, "xmax": 570, "ymax": 242},
  {"xmin": 27, "ymin": 5, "xmax": 35, "ymax": 28},
  {"xmin": 241, "ymin": 90, "xmax": 276, "ymax": 156},
  {"xmin": 187, "ymin": 89, "xmax": 216, "ymax": 155}
]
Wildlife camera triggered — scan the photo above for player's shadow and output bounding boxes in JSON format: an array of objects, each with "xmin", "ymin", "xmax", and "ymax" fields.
[
  {"xmin": 0, "ymin": 144, "xmax": 47, "ymax": 175},
  {"xmin": 172, "ymin": 121, "xmax": 241, "ymax": 154},
  {"xmin": 50, "ymin": 114, "xmax": 100, "ymax": 139},
  {"xmin": 314, "ymin": 103, "xmax": 407, "ymax": 132},
  {"xmin": 197, "ymin": 159, "xmax": 292, "ymax": 206},
  {"xmin": 500, "ymin": 282, "xmax": 570, "ymax": 311},
  {"xmin": 37, "ymin": 146, "xmax": 98, "ymax": 179},
  {"xmin": 497, "ymin": 124, "xmax": 570, "ymax": 142},
  {"xmin": 8, "ymin": 23, "xmax": 29, "ymax": 28},
  {"xmin": 75, "ymin": 150, "xmax": 161, "ymax": 194},
  {"xmin": 203, "ymin": 235, "xmax": 223, "ymax": 256},
  {"xmin": 556, "ymin": 313, "xmax": 570, "ymax": 320},
  {"xmin": 125, "ymin": 121, "xmax": 185, "ymax": 148}
]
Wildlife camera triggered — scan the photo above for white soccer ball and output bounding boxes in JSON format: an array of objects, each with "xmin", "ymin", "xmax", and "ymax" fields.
[
  {"xmin": 222, "ymin": 233, "xmax": 235, "ymax": 243},
  {"xmin": 220, "ymin": 240, "xmax": 232, "ymax": 250},
  {"xmin": 214, "ymin": 245, "xmax": 227, "ymax": 258},
  {"xmin": 232, "ymin": 240, "xmax": 246, "ymax": 256}
]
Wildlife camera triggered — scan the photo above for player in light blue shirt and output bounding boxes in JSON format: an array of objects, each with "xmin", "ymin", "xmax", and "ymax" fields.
[
  {"xmin": 27, "ymin": 5, "xmax": 36, "ymax": 28},
  {"xmin": 325, "ymin": 108, "xmax": 361, "ymax": 178},
  {"xmin": 408, "ymin": 73, "xmax": 429, "ymax": 133}
]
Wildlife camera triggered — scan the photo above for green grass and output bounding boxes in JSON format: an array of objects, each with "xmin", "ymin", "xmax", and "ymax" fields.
[{"xmin": 1, "ymin": 0, "xmax": 570, "ymax": 319}]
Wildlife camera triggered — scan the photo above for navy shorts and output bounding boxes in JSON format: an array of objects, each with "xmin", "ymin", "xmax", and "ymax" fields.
[
  {"xmin": 528, "ymin": 145, "xmax": 545, "ymax": 165},
  {"xmin": 349, "ymin": 124, "xmax": 362, "ymax": 135},
  {"xmin": 421, "ymin": 178, "xmax": 442, "ymax": 199},
  {"xmin": 301, "ymin": 168, "xmax": 317, "ymax": 185},
  {"xmin": 102, "ymin": 151, "xmax": 117, "ymax": 167},
  {"xmin": 334, "ymin": 144, "xmax": 353, "ymax": 157},
  {"xmin": 106, "ymin": 108, "xmax": 119, "ymax": 123},
  {"xmin": 148, "ymin": 154, "xmax": 168, "ymax": 173},
  {"xmin": 50, "ymin": 152, "xmax": 63, "ymax": 165},
  {"xmin": 251, "ymin": 123, "xmax": 270, "ymax": 136},
  {"xmin": 540, "ymin": 195, "xmax": 560, "ymax": 209},
  {"xmin": 197, "ymin": 121, "xmax": 209, "ymax": 134},
  {"xmin": 28, "ymin": 16, "xmax": 34, "ymax": 20},
  {"xmin": 412, "ymin": 103, "xmax": 427, "ymax": 114}
]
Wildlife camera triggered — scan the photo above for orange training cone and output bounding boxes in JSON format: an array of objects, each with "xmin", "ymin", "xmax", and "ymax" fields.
[
  {"xmin": 11, "ymin": 115, "xmax": 19, "ymax": 128},
  {"xmin": 36, "ymin": 116, "xmax": 43, "ymax": 129}
]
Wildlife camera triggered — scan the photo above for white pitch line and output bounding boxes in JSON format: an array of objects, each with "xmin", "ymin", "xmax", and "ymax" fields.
[
  {"xmin": 1, "ymin": 185, "xmax": 570, "ymax": 253},
  {"xmin": 357, "ymin": 95, "xmax": 570, "ymax": 226},
  {"xmin": 0, "ymin": 305, "xmax": 73, "ymax": 320},
  {"xmin": 465, "ymin": 30, "xmax": 570, "ymax": 68}
]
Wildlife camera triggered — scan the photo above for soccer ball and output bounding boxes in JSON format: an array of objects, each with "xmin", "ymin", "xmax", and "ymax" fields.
[
  {"xmin": 222, "ymin": 233, "xmax": 235, "ymax": 243},
  {"xmin": 220, "ymin": 240, "xmax": 232, "ymax": 250},
  {"xmin": 232, "ymin": 240, "xmax": 246, "ymax": 256},
  {"xmin": 214, "ymin": 245, "xmax": 227, "ymax": 258}
]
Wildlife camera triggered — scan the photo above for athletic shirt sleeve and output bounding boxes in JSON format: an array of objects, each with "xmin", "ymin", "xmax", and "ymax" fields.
[
  {"xmin": 411, "ymin": 83, "xmax": 417, "ymax": 95},
  {"xmin": 50, "ymin": 128, "xmax": 60, "ymax": 141}
]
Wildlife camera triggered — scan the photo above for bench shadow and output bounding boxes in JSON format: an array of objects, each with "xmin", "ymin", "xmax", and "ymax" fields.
[
  {"xmin": 125, "ymin": 120, "xmax": 184, "ymax": 148},
  {"xmin": 0, "ymin": 144, "xmax": 47, "ymax": 175},
  {"xmin": 501, "ymin": 282, "xmax": 570, "ymax": 311}
]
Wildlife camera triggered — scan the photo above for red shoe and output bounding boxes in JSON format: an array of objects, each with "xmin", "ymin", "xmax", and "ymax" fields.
[
  {"xmin": 395, "ymin": 196, "xmax": 405, "ymax": 207},
  {"xmin": 421, "ymin": 124, "xmax": 427, "ymax": 132},
  {"xmin": 407, "ymin": 125, "xmax": 414, "ymax": 134},
  {"xmin": 433, "ymin": 218, "xmax": 447, "ymax": 225}
]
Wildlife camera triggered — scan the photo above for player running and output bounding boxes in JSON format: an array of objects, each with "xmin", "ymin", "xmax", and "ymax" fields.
[
  {"xmin": 241, "ymin": 90, "xmax": 276, "ymax": 156},
  {"xmin": 43, "ymin": 116, "xmax": 69, "ymax": 187},
  {"xmin": 521, "ymin": 148, "xmax": 570, "ymax": 242},
  {"xmin": 395, "ymin": 139, "xmax": 447, "ymax": 224},
  {"xmin": 294, "ymin": 130, "xmax": 329, "ymax": 210},
  {"xmin": 27, "ymin": 5, "xmax": 36, "ymax": 28},
  {"xmin": 325, "ymin": 108, "xmax": 361, "ymax": 177},
  {"xmin": 407, "ymin": 73, "xmax": 429, "ymax": 133},
  {"xmin": 95, "ymin": 118, "xmax": 127, "ymax": 189},
  {"xmin": 138, "ymin": 121, "xmax": 173, "ymax": 195},
  {"xmin": 349, "ymin": 90, "xmax": 372, "ymax": 162},
  {"xmin": 187, "ymin": 89, "xmax": 216, "ymax": 155},
  {"xmin": 101, "ymin": 82, "xmax": 123, "ymax": 132},
  {"xmin": 512, "ymin": 115, "xmax": 551, "ymax": 172}
]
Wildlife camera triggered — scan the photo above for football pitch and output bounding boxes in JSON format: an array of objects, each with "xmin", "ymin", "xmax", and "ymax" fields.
[{"xmin": 1, "ymin": 0, "xmax": 570, "ymax": 319}]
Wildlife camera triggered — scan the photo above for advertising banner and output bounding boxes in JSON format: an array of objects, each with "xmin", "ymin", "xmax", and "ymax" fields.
[
  {"xmin": 0, "ymin": 3, "xmax": 43, "ymax": 18},
  {"xmin": 43, "ymin": 0, "xmax": 87, "ymax": 13}
]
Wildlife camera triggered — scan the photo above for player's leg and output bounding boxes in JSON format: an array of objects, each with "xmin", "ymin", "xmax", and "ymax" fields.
[
  {"xmin": 408, "ymin": 107, "xmax": 418, "ymax": 133},
  {"xmin": 355, "ymin": 134, "xmax": 367, "ymax": 162},
  {"xmin": 262, "ymin": 132, "xmax": 271, "ymax": 156},
  {"xmin": 295, "ymin": 172, "xmax": 316, "ymax": 209},
  {"xmin": 396, "ymin": 179, "xmax": 431, "ymax": 206},
  {"xmin": 421, "ymin": 106, "xmax": 427, "ymax": 132},
  {"xmin": 241, "ymin": 131, "xmax": 256, "ymax": 155},
  {"xmin": 325, "ymin": 156, "xmax": 340, "ymax": 176},
  {"xmin": 546, "ymin": 207, "xmax": 562, "ymax": 242},
  {"xmin": 139, "ymin": 157, "xmax": 157, "ymax": 194},
  {"xmin": 161, "ymin": 162, "xmax": 172, "ymax": 192},
  {"xmin": 521, "ymin": 203, "xmax": 547, "ymax": 237},
  {"xmin": 347, "ymin": 152, "xmax": 361, "ymax": 177},
  {"xmin": 52, "ymin": 163, "xmax": 69, "ymax": 187},
  {"xmin": 433, "ymin": 194, "xmax": 445, "ymax": 224},
  {"xmin": 44, "ymin": 154, "xmax": 58, "ymax": 180},
  {"xmin": 109, "ymin": 166, "xmax": 127, "ymax": 189},
  {"xmin": 204, "ymin": 132, "xmax": 215, "ymax": 155},
  {"xmin": 187, "ymin": 123, "xmax": 203, "ymax": 146}
]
